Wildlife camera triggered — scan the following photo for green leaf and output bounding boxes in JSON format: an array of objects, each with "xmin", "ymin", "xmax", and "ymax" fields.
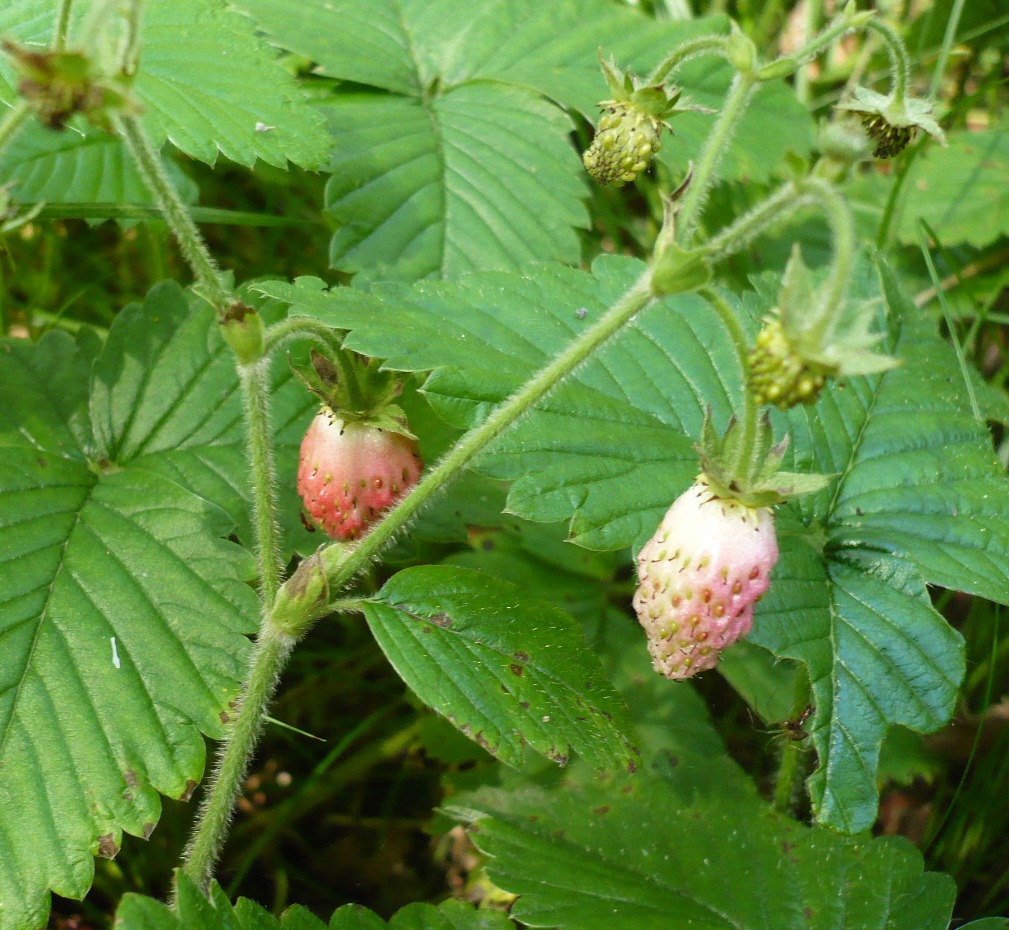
[
  {"xmin": 362, "ymin": 565, "xmax": 640, "ymax": 771},
  {"xmin": 0, "ymin": 123, "xmax": 198, "ymax": 209},
  {"xmin": 117, "ymin": 872, "xmax": 326, "ymax": 929},
  {"xmin": 120, "ymin": 873, "xmax": 514, "ymax": 929},
  {"xmin": 0, "ymin": 0, "xmax": 331, "ymax": 169},
  {"xmin": 864, "ymin": 129, "xmax": 1009, "ymax": 248},
  {"xmin": 321, "ymin": 87, "xmax": 586, "ymax": 281},
  {"xmin": 781, "ymin": 258, "xmax": 1009, "ymax": 606},
  {"xmin": 0, "ymin": 307, "xmax": 260, "ymax": 927},
  {"xmin": 448, "ymin": 774, "xmax": 956, "ymax": 930},
  {"xmin": 752, "ymin": 543, "xmax": 963, "ymax": 832}
]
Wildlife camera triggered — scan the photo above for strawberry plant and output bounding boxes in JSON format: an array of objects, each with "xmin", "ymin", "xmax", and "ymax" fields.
[{"xmin": 1, "ymin": 1, "xmax": 1008, "ymax": 929}]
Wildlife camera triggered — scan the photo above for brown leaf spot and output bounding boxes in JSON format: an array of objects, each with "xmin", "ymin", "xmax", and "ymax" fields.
[
  {"xmin": 592, "ymin": 805, "xmax": 611, "ymax": 815},
  {"xmin": 510, "ymin": 664, "xmax": 524, "ymax": 676},
  {"xmin": 124, "ymin": 770, "xmax": 139, "ymax": 788},
  {"xmin": 429, "ymin": 612, "xmax": 453, "ymax": 628},
  {"xmin": 142, "ymin": 822, "xmax": 156, "ymax": 840},
  {"xmin": 97, "ymin": 834, "xmax": 119, "ymax": 859},
  {"xmin": 519, "ymin": 701, "xmax": 530, "ymax": 710},
  {"xmin": 179, "ymin": 779, "xmax": 198, "ymax": 802},
  {"xmin": 513, "ymin": 650, "xmax": 530, "ymax": 662}
]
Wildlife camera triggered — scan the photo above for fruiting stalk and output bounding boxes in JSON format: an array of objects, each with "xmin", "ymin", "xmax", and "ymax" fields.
[
  {"xmin": 705, "ymin": 180, "xmax": 813, "ymax": 264},
  {"xmin": 674, "ymin": 72, "xmax": 756, "ymax": 245},
  {"xmin": 699, "ymin": 288, "xmax": 759, "ymax": 483},
  {"xmin": 179, "ymin": 623, "xmax": 295, "ymax": 895},
  {"xmin": 305, "ymin": 272, "xmax": 657, "ymax": 597},
  {"xmin": 795, "ymin": 176, "xmax": 857, "ymax": 344},
  {"xmin": 239, "ymin": 359, "xmax": 282, "ymax": 608},
  {"xmin": 863, "ymin": 16, "xmax": 911, "ymax": 105},
  {"xmin": 115, "ymin": 113, "xmax": 232, "ymax": 316},
  {"xmin": 646, "ymin": 34, "xmax": 731, "ymax": 84}
]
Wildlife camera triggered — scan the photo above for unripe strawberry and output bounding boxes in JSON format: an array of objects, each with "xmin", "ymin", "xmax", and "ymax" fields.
[
  {"xmin": 583, "ymin": 102, "xmax": 663, "ymax": 186},
  {"xmin": 747, "ymin": 317, "xmax": 830, "ymax": 410},
  {"xmin": 297, "ymin": 408, "xmax": 422, "ymax": 541},
  {"xmin": 632, "ymin": 477, "xmax": 779, "ymax": 680}
]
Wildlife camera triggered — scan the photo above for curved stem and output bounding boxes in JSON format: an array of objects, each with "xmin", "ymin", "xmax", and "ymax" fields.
[
  {"xmin": 799, "ymin": 177, "xmax": 856, "ymax": 337},
  {"xmin": 179, "ymin": 623, "xmax": 296, "ymax": 894},
  {"xmin": 239, "ymin": 359, "xmax": 282, "ymax": 608},
  {"xmin": 863, "ymin": 17, "xmax": 911, "ymax": 102},
  {"xmin": 699, "ymin": 288, "xmax": 757, "ymax": 479},
  {"xmin": 674, "ymin": 72, "xmax": 756, "ymax": 246},
  {"xmin": 757, "ymin": 7, "xmax": 867, "ymax": 81},
  {"xmin": 263, "ymin": 316, "xmax": 344, "ymax": 357},
  {"xmin": 705, "ymin": 180, "xmax": 811, "ymax": 263},
  {"xmin": 114, "ymin": 114, "xmax": 232, "ymax": 315},
  {"xmin": 647, "ymin": 35, "xmax": 730, "ymax": 84}
]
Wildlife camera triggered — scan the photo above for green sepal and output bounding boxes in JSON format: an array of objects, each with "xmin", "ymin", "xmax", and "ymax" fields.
[
  {"xmin": 650, "ymin": 188, "xmax": 713, "ymax": 296},
  {"xmin": 725, "ymin": 21, "xmax": 757, "ymax": 75},
  {"xmin": 218, "ymin": 302, "xmax": 265, "ymax": 364},
  {"xmin": 289, "ymin": 346, "xmax": 417, "ymax": 438},
  {"xmin": 696, "ymin": 410, "xmax": 830, "ymax": 508},
  {"xmin": 270, "ymin": 549, "xmax": 331, "ymax": 637},
  {"xmin": 650, "ymin": 242, "xmax": 713, "ymax": 296}
]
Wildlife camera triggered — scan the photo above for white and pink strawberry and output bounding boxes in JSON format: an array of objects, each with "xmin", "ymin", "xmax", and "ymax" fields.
[
  {"xmin": 298, "ymin": 407, "xmax": 422, "ymax": 541},
  {"xmin": 632, "ymin": 475, "xmax": 779, "ymax": 680}
]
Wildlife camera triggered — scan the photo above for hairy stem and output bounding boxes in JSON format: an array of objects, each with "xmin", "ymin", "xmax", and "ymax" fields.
[
  {"xmin": 646, "ymin": 34, "xmax": 730, "ymax": 84},
  {"xmin": 115, "ymin": 114, "xmax": 231, "ymax": 315},
  {"xmin": 758, "ymin": 5, "xmax": 867, "ymax": 80},
  {"xmin": 772, "ymin": 679, "xmax": 813, "ymax": 815},
  {"xmin": 179, "ymin": 623, "xmax": 296, "ymax": 894},
  {"xmin": 798, "ymin": 176, "xmax": 856, "ymax": 339},
  {"xmin": 239, "ymin": 359, "xmax": 282, "ymax": 608},
  {"xmin": 796, "ymin": 0, "xmax": 823, "ymax": 105},
  {"xmin": 263, "ymin": 316, "xmax": 344, "ymax": 357},
  {"xmin": 308, "ymin": 272, "xmax": 657, "ymax": 593},
  {"xmin": 863, "ymin": 16, "xmax": 912, "ymax": 102},
  {"xmin": 674, "ymin": 72, "xmax": 756, "ymax": 245},
  {"xmin": 705, "ymin": 180, "xmax": 812, "ymax": 263},
  {"xmin": 699, "ymin": 288, "xmax": 757, "ymax": 481}
]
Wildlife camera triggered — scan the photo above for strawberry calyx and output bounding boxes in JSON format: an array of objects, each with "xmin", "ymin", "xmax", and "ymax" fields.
[
  {"xmin": 291, "ymin": 347, "xmax": 416, "ymax": 439},
  {"xmin": 696, "ymin": 409, "xmax": 830, "ymax": 510}
]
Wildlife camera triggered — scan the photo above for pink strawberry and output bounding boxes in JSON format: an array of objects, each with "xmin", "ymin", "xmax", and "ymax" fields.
[
  {"xmin": 297, "ymin": 407, "xmax": 423, "ymax": 541},
  {"xmin": 632, "ymin": 476, "xmax": 779, "ymax": 680}
]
